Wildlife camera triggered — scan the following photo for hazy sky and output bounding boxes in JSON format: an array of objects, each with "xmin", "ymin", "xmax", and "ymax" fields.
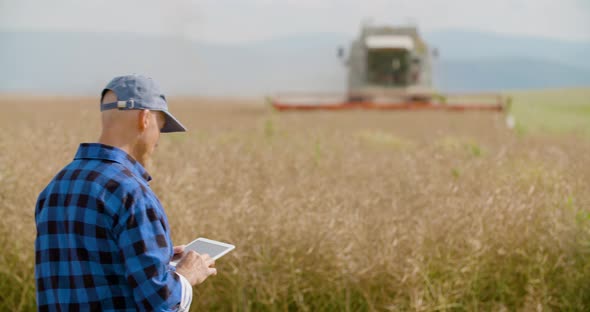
[{"xmin": 1, "ymin": 0, "xmax": 589, "ymax": 43}]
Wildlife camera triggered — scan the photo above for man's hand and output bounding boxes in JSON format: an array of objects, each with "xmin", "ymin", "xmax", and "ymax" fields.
[
  {"xmin": 172, "ymin": 245, "xmax": 185, "ymax": 262},
  {"xmin": 175, "ymin": 251, "xmax": 217, "ymax": 286}
]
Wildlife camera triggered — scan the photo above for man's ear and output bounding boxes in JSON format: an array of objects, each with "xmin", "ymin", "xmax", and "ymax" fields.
[{"xmin": 138, "ymin": 109, "xmax": 150, "ymax": 131}]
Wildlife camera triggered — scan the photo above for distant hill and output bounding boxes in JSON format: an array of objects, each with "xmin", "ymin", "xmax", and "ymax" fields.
[
  {"xmin": 425, "ymin": 30, "xmax": 590, "ymax": 70},
  {"xmin": 1, "ymin": 31, "xmax": 589, "ymax": 95},
  {"xmin": 433, "ymin": 58, "xmax": 590, "ymax": 92}
]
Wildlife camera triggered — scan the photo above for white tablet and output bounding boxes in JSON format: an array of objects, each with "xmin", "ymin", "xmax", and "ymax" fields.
[{"xmin": 170, "ymin": 237, "xmax": 235, "ymax": 266}]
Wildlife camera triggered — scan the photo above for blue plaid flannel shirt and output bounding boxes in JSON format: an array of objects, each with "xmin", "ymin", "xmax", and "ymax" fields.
[{"xmin": 35, "ymin": 143, "xmax": 184, "ymax": 311}]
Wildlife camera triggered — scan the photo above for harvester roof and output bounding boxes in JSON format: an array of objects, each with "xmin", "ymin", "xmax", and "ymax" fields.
[
  {"xmin": 362, "ymin": 25, "xmax": 427, "ymax": 53},
  {"xmin": 365, "ymin": 35, "xmax": 414, "ymax": 50}
]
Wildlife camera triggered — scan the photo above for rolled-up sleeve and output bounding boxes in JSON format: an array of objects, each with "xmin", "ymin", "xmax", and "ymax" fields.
[{"xmin": 113, "ymin": 188, "xmax": 184, "ymax": 311}]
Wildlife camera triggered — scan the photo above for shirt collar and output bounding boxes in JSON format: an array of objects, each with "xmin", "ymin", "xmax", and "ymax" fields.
[{"xmin": 74, "ymin": 143, "xmax": 152, "ymax": 182}]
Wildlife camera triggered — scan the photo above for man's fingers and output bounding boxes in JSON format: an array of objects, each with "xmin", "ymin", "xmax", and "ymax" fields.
[
  {"xmin": 185, "ymin": 250, "xmax": 197, "ymax": 260},
  {"xmin": 208, "ymin": 268, "xmax": 217, "ymax": 276},
  {"xmin": 200, "ymin": 253, "xmax": 211, "ymax": 261},
  {"xmin": 172, "ymin": 246, "xmax": 186, "ymax": 261},
  {"xmin": 173, "ymin": 245, "xmax": 186, "ymax": 254},
  {"xmin": 206, "ymin": 258, "xmax": 216, "ymax": 268},
  {"xmin": 176, "ymin": 251, "xmax": 193, "ymax": 266}
]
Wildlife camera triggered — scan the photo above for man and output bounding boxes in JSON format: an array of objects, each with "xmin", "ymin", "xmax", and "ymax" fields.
[{"xmin": 35, "ymin": 74, "xmax": 215, "ymax": 311}]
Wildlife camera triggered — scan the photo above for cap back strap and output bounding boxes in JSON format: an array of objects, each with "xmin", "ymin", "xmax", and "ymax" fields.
[{"xmin": 100, "ymin": 99, "xmax": 136, "ymax": 111}]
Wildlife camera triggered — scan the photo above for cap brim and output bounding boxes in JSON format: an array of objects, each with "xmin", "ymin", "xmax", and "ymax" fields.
[{"xmin": 160, "ymin": 110, "xmax": 187, "ymax": 133}]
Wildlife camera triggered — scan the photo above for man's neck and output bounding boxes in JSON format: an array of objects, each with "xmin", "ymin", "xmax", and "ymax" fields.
[
  {"xmin": 98, "ymin": 130, "xmax": 147, "ymax": 167},
  {"xmin": 98, "ymin": 133, "xmax": 135, "ymax": 159}
]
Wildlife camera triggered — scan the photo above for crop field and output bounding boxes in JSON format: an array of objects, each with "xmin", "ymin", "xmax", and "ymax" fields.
[{"xmin": 0, "ymin": 88, "xmax": 589, "ymax": 311}]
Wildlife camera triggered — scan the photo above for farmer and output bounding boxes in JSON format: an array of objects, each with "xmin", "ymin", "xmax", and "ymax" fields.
[{"xmin": 34, "ymin": 74, "xmax": 216, "ymax": 311}]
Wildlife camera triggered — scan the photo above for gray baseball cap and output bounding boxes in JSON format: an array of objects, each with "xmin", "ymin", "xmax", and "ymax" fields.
[{"xmin": 100, "ymin": 74, "xmax": 187, "ymax": 133}]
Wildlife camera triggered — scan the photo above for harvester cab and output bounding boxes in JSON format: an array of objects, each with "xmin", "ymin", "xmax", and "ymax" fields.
[{"xmin": 347, "ymin": 25, "xmax": 434, "ymax": 101}]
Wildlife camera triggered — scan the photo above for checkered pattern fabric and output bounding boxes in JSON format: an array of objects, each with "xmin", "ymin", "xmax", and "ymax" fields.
[{"xmin": 35, "ymin": 143, "xmax": 183, "ymax": 311}]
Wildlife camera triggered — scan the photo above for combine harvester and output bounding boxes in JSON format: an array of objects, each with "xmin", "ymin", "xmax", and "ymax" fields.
[{"xmin": 270, "ymin": 24, "xmax": 508, "ymax": 112}]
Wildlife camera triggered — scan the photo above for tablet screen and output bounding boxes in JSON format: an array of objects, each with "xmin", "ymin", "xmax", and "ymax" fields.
[
  {"xmin": 171, "ymin": 238, "xmax": 234, "ymax": 266},
  {"xmin": 185, "ymin": 240, "xmax": 232, "ymax": 259}
]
